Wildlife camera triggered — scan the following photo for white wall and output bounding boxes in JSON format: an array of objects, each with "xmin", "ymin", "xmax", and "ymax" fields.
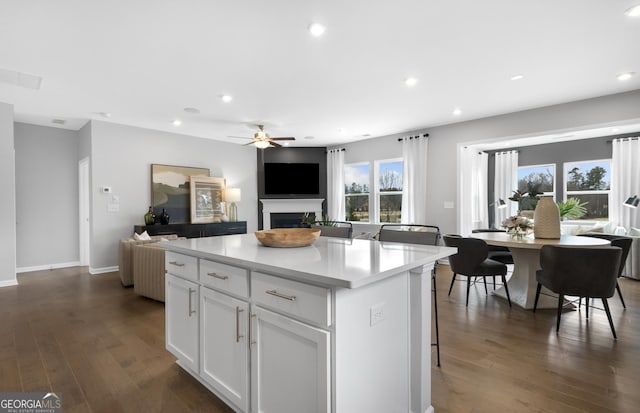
[
  {"xmin": 0, "ymin": 102, "xmax": 17, "ymax": 286},
  {"xmin": 336, "ymin": 89, "xmax": 640, "ymax": 236},
  {"xmin": 89, "ymin": 121, "xmax": 258, "ymax": 271},
  {"xmin": 14, "ymin": 123, "xmax": 80, "ymax": 270}
]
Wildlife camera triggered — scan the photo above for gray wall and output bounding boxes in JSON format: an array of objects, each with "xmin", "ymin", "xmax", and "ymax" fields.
[
  {"xmin": 89, "ymin": 121, "xmax": 258, "ymax": 271},
  {"xmin": 335, "ymin": 89, "xmax": 640, "ymax": 236},
  {"xmin": 0, "ymin": 102, "xmax": 16, "ymax": 286},
  {"xmin": 14, "ymin": 123, "xmax": 80, "ymax": 269}
]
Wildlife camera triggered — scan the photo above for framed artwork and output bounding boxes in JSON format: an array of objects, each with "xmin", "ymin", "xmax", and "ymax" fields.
[
  {"xmin": 190, "ymin": 176, "xmax": 226, "ymax": 223},
  {"xmin": 151, "ymin": 164, "xmax": 210, "ymax": 224}
]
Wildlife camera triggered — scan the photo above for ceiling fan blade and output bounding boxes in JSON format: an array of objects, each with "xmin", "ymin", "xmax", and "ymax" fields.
[
  {"xmin": 227, "ymin": 135, "xmax": 252, "ymax": 140},
  {"xmin": 243, "ymin": 141, "xmax": 256, "ymax": 146},
  {"xmin": 270, "ymin": 141, "xmax": 283, "ymax": 148},
  {"xmin": 270, "ymin": 137, "xmax": 295, "ymax": 141}
]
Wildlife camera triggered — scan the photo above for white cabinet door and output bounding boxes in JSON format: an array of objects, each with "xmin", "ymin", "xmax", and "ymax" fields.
[
  {"xmin": 166, "ymin": 273, "xmax": 199, "ymax": 373},
  {"xmin": 251, "ymin": 307, "xmax": 330, "ymax": 413},
  {"xmin": 200, "ymin": 287, "xmax": 249, "ymax": 411}
]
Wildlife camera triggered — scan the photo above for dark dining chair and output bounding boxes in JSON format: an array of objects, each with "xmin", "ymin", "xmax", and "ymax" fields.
[
  {"xmin": 443, "ymin": 235, "xmax": 511, "ymax": 307},
  {"xmin": 311, "ymin": 221, "xmax": 353, "ymax": 239},
  {"xmin": 578, "ymin": 233, "xmax": 632, "ymax": 310},
  {"xmin": 378, "ymin": 224, "xmax": 442, "ymax": 366},
  {"xmin": 533, "ymin": 245, "xmax": 622, "ymax": 338}
]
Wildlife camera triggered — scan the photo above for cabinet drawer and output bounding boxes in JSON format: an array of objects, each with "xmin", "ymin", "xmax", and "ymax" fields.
[
  {"xmin": 165, "ymin": 252, "xmax": 198, "ymax": 281},
  {"xmin": 252, "ymin": 272, "xmax": 331, "ymax": 327},
  {"xmin": 200, "ymin": 260, "xmax": 249, "ymax": 298}
]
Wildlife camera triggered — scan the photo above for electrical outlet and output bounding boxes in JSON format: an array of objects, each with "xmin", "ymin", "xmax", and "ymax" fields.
[{"xmin": 370, "ymin": 303, "xmax": 385, "ymax": 326}]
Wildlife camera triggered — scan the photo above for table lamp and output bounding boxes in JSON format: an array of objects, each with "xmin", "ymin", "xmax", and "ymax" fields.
[{"xmin": 224, "ymin": 188, "xmax": 241, "ymax": 221}]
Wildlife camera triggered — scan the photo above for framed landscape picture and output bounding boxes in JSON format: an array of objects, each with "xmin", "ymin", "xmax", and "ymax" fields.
[
  {"xmin": 151, "ymin": 164, "xmax": 210, "ymax": 224},
  {"xmin": 190, "ymin": 176, "xmax": 226, "ymax": 223}
]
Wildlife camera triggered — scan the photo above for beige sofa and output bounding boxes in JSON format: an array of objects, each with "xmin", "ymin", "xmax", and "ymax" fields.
[
  {"xmin": 118, "ymin": 234, "xmax": 179, "ymax": 286},
  {"xmin": 133, "ymin": 243, "xmax": 167, "ymax": 302}
]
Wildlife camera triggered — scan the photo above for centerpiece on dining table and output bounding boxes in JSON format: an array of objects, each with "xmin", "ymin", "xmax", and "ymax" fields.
[{"xmin": 501, "ymin": 214, "xmax": 534, "ymax": 239}]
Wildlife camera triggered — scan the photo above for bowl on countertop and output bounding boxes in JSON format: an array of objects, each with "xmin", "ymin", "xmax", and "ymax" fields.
[{"xmin": 255, "ymin": 228, "xmax": 321, "ymax": 248}]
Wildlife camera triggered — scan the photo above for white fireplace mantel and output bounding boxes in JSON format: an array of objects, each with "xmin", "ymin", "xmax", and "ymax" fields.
[{"xmin": 260, "ymin": 199, "xmax": 324, "ymax": 230}]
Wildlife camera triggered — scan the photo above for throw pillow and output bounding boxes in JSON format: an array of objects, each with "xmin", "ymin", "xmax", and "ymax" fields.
[
  {"xmin": 630, "ymin": 227, "xmax": 640, "ymax": 236},
  {"xmin": 134, "ymin": 230, "xmax": 152, "ymax": 241}
]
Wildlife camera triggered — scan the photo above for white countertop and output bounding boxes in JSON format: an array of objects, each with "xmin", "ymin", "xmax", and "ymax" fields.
[{"xmin": 161, "ymin": 234, "xmax": 456, "ymax": 289}]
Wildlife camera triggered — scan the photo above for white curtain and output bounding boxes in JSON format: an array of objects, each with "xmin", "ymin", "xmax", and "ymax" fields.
[
  {"xmin": 459, "ymin": 148, "xmax": 488, "ymax": 235},
  {"xmin": 494, "ymin": 150, "xmax": 519, "ymax": 226},
  {"xmin": 327, "ymin": 149, "xmax": 345, "ymax": 221},
  {"xmin": 610, "ymin": 138, "xmax": 640, "ymax": 231},
  {"xmin": 401, "ymin": 136, "xmax": 428, "ymax": 224}
]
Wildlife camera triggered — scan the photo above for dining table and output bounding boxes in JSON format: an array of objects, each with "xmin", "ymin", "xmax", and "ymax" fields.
[{"xmin": 470, "ymin": 232, "xmax": 610, "ymax": 309}]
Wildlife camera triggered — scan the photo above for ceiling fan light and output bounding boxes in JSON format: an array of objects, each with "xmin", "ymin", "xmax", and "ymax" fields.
[
  {"xmin": 254, "ymin": 140, "xmax": 271, "ymax": 149},
  {"xmin": 625, "ymin": 4, "xmax": 640, "ymax": 17}
]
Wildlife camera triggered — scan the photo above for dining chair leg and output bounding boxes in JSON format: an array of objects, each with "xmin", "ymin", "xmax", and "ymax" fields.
[
  {"xmin": 448, "ymin": 274, "xmax": 457, "ymax": 296},
  {"xmin": 466, "ymin": 277, "xmax": 471, "ymax": 307},
  {"xmin": 483, "ymin": 276, "xmax": 488, "ymax": 294},
  {"xmin": 585, "ymin": 296, "xmax": 589, "ymax": 319},
  {"xmin": 432, "ymin": 273, "xmax": 441, "ymax": 367},
  {"xmin": 493, "ymin": 276, "xmax": 496, "ymax": 290},
  {"xmin": 616, "ymin": 282, "xmax": 626, "ymax": 309},
  {"xmin": 556, "ymin": 294, "xmax": 564, "ymax": 333},
  {"xmin": 533, "ymin": 283, "xmax": 542, "ymax": 312},
  {"xmin": 602, "ymin": 298, "xmax": 617, "ymax": 339},
  {"xmin": 501, "ymin": 275, "xmax": 512, "ymax": 307}
]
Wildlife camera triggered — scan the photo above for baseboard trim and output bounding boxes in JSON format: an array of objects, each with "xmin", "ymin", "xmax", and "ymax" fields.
[
  {"xmin": 90, "ymin": 266, "xmax": 118, "ymax": 275},
  {"xmin": 0, "ymin": 279, "xmax": 18, "ymax": 288},
  {"xmin": 16, "ymin": 261, "xmax": 81, "ymax": 273}
]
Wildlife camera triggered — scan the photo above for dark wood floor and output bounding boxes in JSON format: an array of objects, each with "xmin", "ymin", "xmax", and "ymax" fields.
[{"xmin": 1, "ymin": 266, "xmax": 638, "ymax": 412}]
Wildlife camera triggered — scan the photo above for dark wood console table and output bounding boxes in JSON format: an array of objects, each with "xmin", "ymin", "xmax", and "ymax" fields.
[{"xmin": 133, "ymin": 221, "xmax": 247, "ymax": 238}]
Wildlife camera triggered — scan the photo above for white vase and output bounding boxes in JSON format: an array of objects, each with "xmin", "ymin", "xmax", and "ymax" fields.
[{"xmin": 533, "ymin": 195, "xmax": 561, "ymax": 239}]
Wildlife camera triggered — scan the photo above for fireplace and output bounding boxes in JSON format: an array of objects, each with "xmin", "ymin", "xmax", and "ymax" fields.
[
  {"xmin": 260, "ymin": 199, "xmax": 324, "ymax": 230},
  {"xmin": 270, "ymin": 212, "xmax": 315, "ymax": 229}
]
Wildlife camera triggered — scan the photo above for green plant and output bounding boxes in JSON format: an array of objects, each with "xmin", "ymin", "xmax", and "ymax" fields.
[
  {"xmin": 300, "ymin": 213, "xmax": 337, "ymax": 227},
  {"xmin": 556, "ymin": 198, "xmax": 588, "ymax": 220},
  {"xmin": 316, "ymin": 214, "xmax": 337, "ymax": 227}
]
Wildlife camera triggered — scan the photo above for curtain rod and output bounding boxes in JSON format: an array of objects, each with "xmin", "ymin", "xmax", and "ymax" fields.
[
  {"xmin": 398, "ymin": 133, "xmax": 429, "ymax": 142},
  {"xmin": 326, "ymin": 148, "xmax": 346, "ymax": 153},
  {"xmin": 607, "ymin": 137, "xmax": 639, "ymax": 143}
]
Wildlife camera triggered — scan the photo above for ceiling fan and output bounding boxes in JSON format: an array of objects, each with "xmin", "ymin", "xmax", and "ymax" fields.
[{"xmin": 228, "ymin": 125, "xmax": 295, "ymax": 148}]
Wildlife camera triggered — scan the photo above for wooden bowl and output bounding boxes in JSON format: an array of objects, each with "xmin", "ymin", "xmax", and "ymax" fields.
[{"xmin": 255, "ymin": 228, "xmax": 321, "ymax": 248}]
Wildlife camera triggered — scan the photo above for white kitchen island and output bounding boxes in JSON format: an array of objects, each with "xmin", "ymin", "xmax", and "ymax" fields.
[{"xmin": 161, "ymin": 234, "xmax": 455, "ymax": 413}]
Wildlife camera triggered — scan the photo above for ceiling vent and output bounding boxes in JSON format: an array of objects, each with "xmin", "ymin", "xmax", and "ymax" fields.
[{"xmin": 0, "ymin": 68, "xmax": 42, "ymax": 90}]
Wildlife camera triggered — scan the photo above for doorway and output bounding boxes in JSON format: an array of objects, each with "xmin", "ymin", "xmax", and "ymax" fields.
[{"xmin": 78, "ymin": 157, "xmax": 90, "ymax": 266}]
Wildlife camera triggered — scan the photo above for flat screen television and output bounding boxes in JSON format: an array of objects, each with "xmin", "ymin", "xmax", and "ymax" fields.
[{"xmin": 264, "ymin": 163, "xmax": 320, "ymax": 195}]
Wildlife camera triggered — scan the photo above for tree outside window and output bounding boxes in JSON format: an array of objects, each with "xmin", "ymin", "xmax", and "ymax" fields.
[
  {"xmin": 377, "ymin": 160, "xmax": 403, "ymax": 223},
  {"xmin": 344, "ymin": 163, "xmax": 370, "ymax": 222},
  {"xmin": 517, "ymin": 164, "xmax": 555, "ymax": 210},
  {"xmin": 564, "ymin": 159, "xmax": 611, "ymax": 220}
]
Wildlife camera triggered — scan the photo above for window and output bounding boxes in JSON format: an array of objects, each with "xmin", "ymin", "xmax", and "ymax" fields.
[
  {"xmin": 564, "ymin": 159, "xmax": 611, "ymax": 220},
  {"xmin": 344, "ymin": 163, "xmax": 370, "ymax": 222},
  {"xmin": 517, "ymin": 164, "xmax": 555, "ymax": 210},
  {"xmin": 376, "ymin": 160, "xmax": 403, "ymax": 223}
]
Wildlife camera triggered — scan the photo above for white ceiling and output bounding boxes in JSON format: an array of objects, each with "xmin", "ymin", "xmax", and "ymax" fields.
[{"xmin": 1, "ymin": 0, "xmax": 639, "ymax": 147}]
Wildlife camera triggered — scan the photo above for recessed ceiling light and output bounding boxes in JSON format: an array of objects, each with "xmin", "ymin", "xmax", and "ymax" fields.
[
  {"xmin": 625, "ymin": 4, "xmax": 640, "ymax": 17},
  {"xmin": 361, "ymin": 134, "xmax": 371, "ymax": 138},
  {"xmin": 184, "ymin": 107, "xmax": 200, "ymax": 114},
  {"xmin": 221, "ymin": 95, "xmax": 233, "ymax": 103},
  {"xmin": 93, "ymin": 111, "xmax": 111, "ymax": 118},
  {"xmin": 304, "ymin": 136, "xmax": 315, "ymax": 140},
  {"xmin": 453, "ymin": 108, "xmax": 462, "ymax": 116},
  {"xmin": 172, "ymin": 119, "xmax": 182, "ymax": 126},
  {"xmin": 510, "ymin": 74, "xmax": 525, "ymax": 81},
  {"xmin": 617, "ymin": 72, "xmax": 635, "ymax": 81},
  {"xmin": 612, "ymin": 127, "xmax": 620, "ymax": 132},
  {"xmin": 52, "ymin": 118, "xmax": 66, "ymax": 125},
  {"xmin": 405, "ymin": 77, "xmax": 418, "ymax": 87},
  {"xmin": 308, "ymin": 23, "xmax": 326, "ymax": 37},
  {"xmin": 283, "ymin": 142, "xmax": 290, "ymax": 146}
]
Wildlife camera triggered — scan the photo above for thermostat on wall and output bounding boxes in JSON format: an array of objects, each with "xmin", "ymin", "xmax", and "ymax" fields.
[{"xmin": 102, "ymin": 186, "xmax": 112, "ymax": 193}]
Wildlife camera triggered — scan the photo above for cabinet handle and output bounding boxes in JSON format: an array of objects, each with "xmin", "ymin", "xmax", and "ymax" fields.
[
  {"xmin": 188, "ymin": 288, "xmax": 196, "ymax": 317},
  {"xmin": 266, "ymin": 289, "xmax": 296, "ymax": 301},
  {"xmin": 236, "ymin": 306, "xmax": 245, "ymax": 343},
  {"xmin": 249, "ymin": 312, "xmax": 257, "ymax": 347},
  {"xmin": 169, "ymin": 261, "xmax": 185, "ymax": 267},
  {"xmin": 208, "ymin": 272, "xmax": 229, "ymax": 280}
]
